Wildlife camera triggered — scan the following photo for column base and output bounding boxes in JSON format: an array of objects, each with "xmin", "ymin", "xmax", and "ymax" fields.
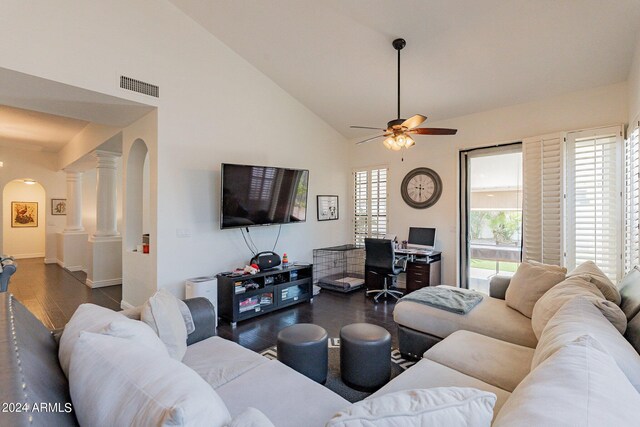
[
  {"xmin": 56, "ymin": 232, "xmax": 89, "ymax": 271},
  {"xmin": 86, "ymin": 236, "xmax": 122, "ymax": 288}
]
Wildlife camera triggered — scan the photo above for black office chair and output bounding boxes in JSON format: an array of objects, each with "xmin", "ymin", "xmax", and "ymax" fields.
[{"xmin": 364, "ymin": 238, "xmax": 406, "ymax": 302}]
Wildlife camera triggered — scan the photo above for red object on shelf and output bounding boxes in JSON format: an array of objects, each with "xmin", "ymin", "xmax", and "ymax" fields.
[{"xmin": 143, "ymin": 244, "xmax": 149, "ymax": 254}]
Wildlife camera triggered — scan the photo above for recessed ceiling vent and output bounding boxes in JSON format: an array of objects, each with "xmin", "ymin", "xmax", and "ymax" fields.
[{"xmin": 120, "ymin": 76, "xmax": 159, "ymax": 98}]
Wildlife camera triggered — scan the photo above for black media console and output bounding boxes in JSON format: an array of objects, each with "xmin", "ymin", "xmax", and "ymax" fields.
[{"xmin": 217, "ymin": 265, "xmax": 313, "ymax": 327}]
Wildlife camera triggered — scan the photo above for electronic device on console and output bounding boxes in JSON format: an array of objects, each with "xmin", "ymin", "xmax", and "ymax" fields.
[
  {"xmin": 407, "ymin": 227, "xmax": 436, "ymax": 251},
  {"xmin": 250, "ymin": 251, "xmax": 282, "ymax": 271}
]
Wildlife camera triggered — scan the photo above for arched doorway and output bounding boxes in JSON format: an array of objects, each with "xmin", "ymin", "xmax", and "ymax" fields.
[{"xmin": 2, "ymin": 179, "xmax": 46, "ymax": 258}]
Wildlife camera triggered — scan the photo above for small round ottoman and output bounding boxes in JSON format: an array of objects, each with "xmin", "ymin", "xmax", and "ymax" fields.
[
  {"xmin": 340, "ymin": 323, "xmax": 391, "ymax": 391},
  {"xmin": 277, "ymin": 323, "xmax": 328, "ymax": 384}
]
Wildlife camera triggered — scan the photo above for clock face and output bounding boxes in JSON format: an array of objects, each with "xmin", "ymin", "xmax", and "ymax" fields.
[{"xmin": 401, "ymin": 168, "xmax": 442, "ymax": 209}]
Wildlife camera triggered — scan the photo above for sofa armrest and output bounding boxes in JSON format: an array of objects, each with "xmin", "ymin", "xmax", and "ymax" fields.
[
  {"xmin": 489, "ymin": 276, "xmax": 512, "ymax": 300},
  {"xmin": 183, "ymin": 297, "xmax": 217, "ymax": 346}
]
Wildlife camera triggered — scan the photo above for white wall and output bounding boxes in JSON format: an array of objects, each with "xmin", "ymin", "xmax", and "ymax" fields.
[
  {"xmin": 349, "ymin": 82, "xmax": 628, "ymax": 285},
  {"xmin": 2, "ymin": 181, "xmax": 46, "ymax": 258},
  {"xmin": 0, "ymin": 1, "xmax": 350, "ymax": 303},
  {"xmin": 0, "ymin": 147, "xmax": 66, "ymax": 261},
  {"xmin": 628, "ymin": 36, "xmax": 640, "ymax": 124}
]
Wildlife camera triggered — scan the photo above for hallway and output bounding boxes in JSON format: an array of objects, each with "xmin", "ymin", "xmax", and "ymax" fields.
[{"xmin": 8, "ymin": 257, "xmax": 121, "ymax": 330}]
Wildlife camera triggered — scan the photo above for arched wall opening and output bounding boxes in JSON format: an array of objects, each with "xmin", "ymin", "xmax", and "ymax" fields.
[
  {"xmin": 2, "ymin": 180, "xmax": 46, "ymax": 258},
  {"xmin": 125, "ymin": 138, "xmax": 150, "ymax": 252}
]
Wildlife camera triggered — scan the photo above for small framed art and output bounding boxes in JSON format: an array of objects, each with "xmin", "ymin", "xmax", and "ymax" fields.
[
  {"xmin": 51, "ymin": 199, "xmax": 67, "ymax": 215},
  {"xmin": 11, "ymin": 201, "xmax": 38, "ymax": 227},
  {"xmin": 317, "ymin": 195, "xmax": 339, "ymax": 221}
]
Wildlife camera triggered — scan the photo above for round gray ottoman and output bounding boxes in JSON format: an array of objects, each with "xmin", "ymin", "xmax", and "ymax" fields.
[
  {"xmin": 340, "ymin": 323, "xmax": 391, "ymax": 391},
  {"xmin": 277, "ymin": 323, "xmax": 328, "ymax": 384}
]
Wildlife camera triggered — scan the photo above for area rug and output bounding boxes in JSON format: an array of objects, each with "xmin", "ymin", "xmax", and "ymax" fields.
[{"xmin": 260, "ymin": 338, "xmax": 415, "ymax": 402}]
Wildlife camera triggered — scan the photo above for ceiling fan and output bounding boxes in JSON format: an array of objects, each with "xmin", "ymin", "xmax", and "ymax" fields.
[{"xmin": 351, "ymin": 38, "xmax": 457, "ymax": 151}]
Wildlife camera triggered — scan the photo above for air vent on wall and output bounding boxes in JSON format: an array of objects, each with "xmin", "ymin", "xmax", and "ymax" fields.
[{"xmin": 120, "ymin": 76, "xmax": 159, "ymax": 98}]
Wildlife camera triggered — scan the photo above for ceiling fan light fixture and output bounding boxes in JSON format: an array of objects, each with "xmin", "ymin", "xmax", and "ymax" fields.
[
  {"xmin": 396, "ymin": 134, "xmax": 407, "ymax": 147},
  {"xmin": 383, "ymin": 136, "xmax": 394, "ymax": 149},
  {"xmin": 391, "ymin": 141, "xmax": 402, "ymax": 151},
  {"xmin": 405, "ymin": 135, "xmax": 415, "ymax": 148}
]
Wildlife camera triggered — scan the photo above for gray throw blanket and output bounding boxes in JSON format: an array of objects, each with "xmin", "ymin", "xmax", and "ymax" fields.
[{"xmin": 400, "ymin": 286, "xmax": 483, "ymax": 314}]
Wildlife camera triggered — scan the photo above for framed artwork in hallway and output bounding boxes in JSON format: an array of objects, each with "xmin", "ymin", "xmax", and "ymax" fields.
[
  {"xmin": 11, "ymin": 201, "xmax": 38, "ymax": 227},
  {"xmin": 51, "ymin": 198, "xmax": 66, "ymax": 215}
]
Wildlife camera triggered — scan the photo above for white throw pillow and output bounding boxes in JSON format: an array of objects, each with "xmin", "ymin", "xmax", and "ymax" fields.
[
  {"xmin": 58, "ymin": 303, "xmax": 125, "ymax": 377},
  {"xmin": 69, "ymin": 332, "xmax": 231, "ymax": 427},
  {"xmin": 100, "ymin": 318, "xmax": 169, "ymax": 356},
  {"xmin": 532, "ymin": 296, "xmax": 640, "ymax": 392},
  {"xmin": 531, "ymin": 275, "xmax": 626, "ymax": 339},
  {"xmin": 567, "ymin": 260, "xmax": 621, "ymax": 305},
  {"xmin": 141, "ymin": 289, "xmax": 188, "ymax": 360},
  {"xmin": 325, "ymin": 388, "xmax": 495, "ymax": 427},
  {"xmin": 229, "ymin": 408, "xmax": 275, "ymax": 427},
  {"xmin": 493, "ymin": 335, "xmax": 640, "ymax": 426},
  {"xmin": 505, "ymin": 261, "xmax": 566, "ymax": 318}
]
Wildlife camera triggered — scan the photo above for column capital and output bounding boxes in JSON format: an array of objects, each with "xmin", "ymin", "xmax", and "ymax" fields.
[
  {"xmin": 94, "ymin": 150, "xmax": 120, "ymax": 170},
  {"xmin": 64, "ymin": 170, "xmax": 83, "ymax": 181}
]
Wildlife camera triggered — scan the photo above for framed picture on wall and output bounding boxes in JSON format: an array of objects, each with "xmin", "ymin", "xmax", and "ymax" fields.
[
  {"xmin": 11, "ymin": 201, "xmax": 38, "ymax": 227},
  {"xmin": 51, "ymin": 198, "xmax": 67, "ymax": 215},
  {"xmin": 317, "ymin": 195, "xmax": 339, "ymax": 221}
]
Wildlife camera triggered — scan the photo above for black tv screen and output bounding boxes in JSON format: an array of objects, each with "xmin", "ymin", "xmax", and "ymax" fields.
[{"xmin": 221, "ymin": 163, "xmax": 309, "ymax": 229}]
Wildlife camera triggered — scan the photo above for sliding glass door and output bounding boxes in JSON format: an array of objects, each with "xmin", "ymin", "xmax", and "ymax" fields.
[{"xmin": 460, "ymin": 144, "xmax": 523, "ymax": 292}]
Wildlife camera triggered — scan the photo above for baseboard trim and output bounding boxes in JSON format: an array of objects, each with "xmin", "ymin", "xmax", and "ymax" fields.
[
  {"xmin": 85, "ymin": 278, "xmax": 122, "ymax": 288},
  {"xmin": 43, "ymin": 258, "xmax": 58, "ymax": 264},
  {"xmin": 63, "ymin": 264, "xmax": 84, "ymax": 272},
  {"xmin": 120, "ymin": 300, "xmax": 134, "ymax": 310},
  {"xmin": 12, "ymin": 253, "xmax": 46, "ymax": 259}
]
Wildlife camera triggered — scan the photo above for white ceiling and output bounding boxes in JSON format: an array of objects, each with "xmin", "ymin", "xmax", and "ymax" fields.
[
  {"xmin": 170, "ymin": 0, "xmax": 640, "ymax": 139},
  {"xmin": 0, "ymin": 105, "xmax": 88, "ymax": 152}
]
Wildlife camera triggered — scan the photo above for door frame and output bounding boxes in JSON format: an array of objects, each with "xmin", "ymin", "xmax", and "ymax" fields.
[{"xmin": 459, "ymin": 142, "xmax": 522, "ymax": 289}]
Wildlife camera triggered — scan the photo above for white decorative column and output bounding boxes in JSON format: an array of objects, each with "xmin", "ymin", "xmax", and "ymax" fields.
[
  {"xmin": 87, "ymin": 150, "xmax": 122, "ymax": 288},
  {"xmin": 58, "ymin": 170, "xmax": 88, "ymax": 271},
  {"xmin": 64, "ymin": 171, "xmax": 84, "ymax": 232},
  {"xmin": 94, "ymin": 150, "xmax": 120, "ymax": 238}
]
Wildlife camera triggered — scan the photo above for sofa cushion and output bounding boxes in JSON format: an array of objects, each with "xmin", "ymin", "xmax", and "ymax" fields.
[
  {"xmin": 625, "ymin": 311, "xmax": 640, "ymax": 355},
  {"xmin": 141, "ymin": 289, "xmax": 188, "ymax": 360},
  {"xmin": 619, "ymin": 266, "xmax": 640, "ymax": 320},
  {"xmin": 531, "ymin": 275, "xmax": 626, "ymax": 339},
  {"xmin": 533, "ymin": 296, "xmax": 640, "ymax": 392},
  {"xmin": 370, "ymin": 359, "xmax": 511, "ymax": 421},
  {"xmin": 99, "ymin": 318, "xmax": 168, "ymax": 356},
  {"xmin": 182, "ymin": 336, "xmax": 269, "ymax": 389},
  {"xmin": 229, "ymin": 408, "xmax": 275, "ymax": 427},
  {"xmin": 69, "ymin": 332, "xmax": 231, "ymax": 427},
  {"xmin": 568, "ymin": 261, "xmax": 620, "ymax": 304},
  {"xmin": 394, "ymin": 294, "xmax": 537, "ymax": 348},
  {"xmin": 326, "ymin": 388, "xmax": 495, "ymax": 427},
  {"xmin": 505, "ymin": 261, "xmax": 566, "ymax": 318},
  {"xmin": 424, "ymin": 330, "xmax": 534, "ymax": 392},
  {"xmin": 493, "ymin": 335, "xmax": 640, "ymax": 427},
  {"xmin": 58, "ymin": 303, "xmax": 126, "ymax": 377},
  {"xmin": 216, "ymin": 360, "xmax": 349, "ymax": 427}
]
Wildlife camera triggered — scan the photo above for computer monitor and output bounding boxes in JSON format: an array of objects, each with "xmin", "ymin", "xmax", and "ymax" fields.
[{"xmin": 408, "ymin": 227, "xmax": 436, "ymax": 250}]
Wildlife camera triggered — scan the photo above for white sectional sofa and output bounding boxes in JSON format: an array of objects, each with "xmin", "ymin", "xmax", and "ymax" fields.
[{"xmin": 391, "ymin": 261, "xmax": 640, "ymax": 424}]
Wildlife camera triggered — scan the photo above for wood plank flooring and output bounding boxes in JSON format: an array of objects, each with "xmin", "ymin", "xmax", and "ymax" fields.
[{"xmin": 7, "ymin": 258, "xmax": 399, "ymax": 352}]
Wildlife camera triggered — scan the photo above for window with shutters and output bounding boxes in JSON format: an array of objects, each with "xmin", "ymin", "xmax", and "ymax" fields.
[
  {"xmin": 522, "ymin": 133, "xmax": 564, "ymax": 266},
  {"xmin": 353, "ymin": 166, "xmax": 388, "ymax": 246},
  {"xmin": 565, "ymin": 126, "xmax": 623, "ymax": 280},
  {"xmin": 624, "ymin": 124, "xmax": 640, "ymax": 272}
]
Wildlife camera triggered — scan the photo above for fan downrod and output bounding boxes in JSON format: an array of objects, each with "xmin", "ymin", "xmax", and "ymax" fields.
[{"xmin": 392, "ymin": 38, "xmax": 406, "ymax": 51}]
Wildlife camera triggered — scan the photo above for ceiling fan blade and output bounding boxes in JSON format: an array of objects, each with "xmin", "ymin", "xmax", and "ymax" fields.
[
  {"xmin": 350, "ymin": 126, "xmax": 386, "ymax": 131},
  {"xmin": 409, "ymin": 128, "xmax": 458, "ymax": 135},
  {"xmin": 401, "ymin": 114, "xmax": 428, "ymax": 130},
  {"xmin": 355, "ymin": 134, "xmax": 385, "ymax": 145}
]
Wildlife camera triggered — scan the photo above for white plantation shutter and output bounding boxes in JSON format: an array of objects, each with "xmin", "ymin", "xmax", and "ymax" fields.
[
  {"xmin": 566, "ymin": 126, "xmax": 622, "ymax": 280},
  {"xmin": 353, "ymin": 167, "xmax": 388, "ymax": 246},
  {"xmin": 522, "ymin": 133, "xmax": 564, "ymax": 265},
  {"xmin": 624, "ymin": 124, "xmax": 640, "ymax": 272}
]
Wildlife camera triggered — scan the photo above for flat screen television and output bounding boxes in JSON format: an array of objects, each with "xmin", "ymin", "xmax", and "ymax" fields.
[{"xmin": 221, "ymin": 163, "xmax": 309, "ymax": 229}]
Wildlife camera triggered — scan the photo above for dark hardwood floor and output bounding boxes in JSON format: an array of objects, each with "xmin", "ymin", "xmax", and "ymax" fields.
[
  {"xmin": 8, "ymin": 258, "xmax": 400, "ymax": 352},
  {"xmin": 8, "ymin": 258, "xmax": 122, "ymax": 330}
]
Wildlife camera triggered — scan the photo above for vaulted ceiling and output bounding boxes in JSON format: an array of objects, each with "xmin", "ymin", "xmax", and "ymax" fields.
[{"xmin": 170, "ymin": 0, "xmax": 640, "ymax": 138}]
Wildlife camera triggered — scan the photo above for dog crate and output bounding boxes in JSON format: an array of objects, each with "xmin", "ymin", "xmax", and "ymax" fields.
[{"xmin": 313, "ymin": 245, "xmax": 365, "ymax": 293}]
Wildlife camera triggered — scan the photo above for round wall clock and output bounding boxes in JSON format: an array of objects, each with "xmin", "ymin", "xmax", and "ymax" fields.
[{"xmin": 401, "ymin": 167, "xmax": 443, "ymax": 209}]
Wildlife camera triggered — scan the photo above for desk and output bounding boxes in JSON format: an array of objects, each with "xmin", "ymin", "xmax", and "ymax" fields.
[{"xmin": 365, "ymin": 250, "xmax": 441, "ymax": 294}]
